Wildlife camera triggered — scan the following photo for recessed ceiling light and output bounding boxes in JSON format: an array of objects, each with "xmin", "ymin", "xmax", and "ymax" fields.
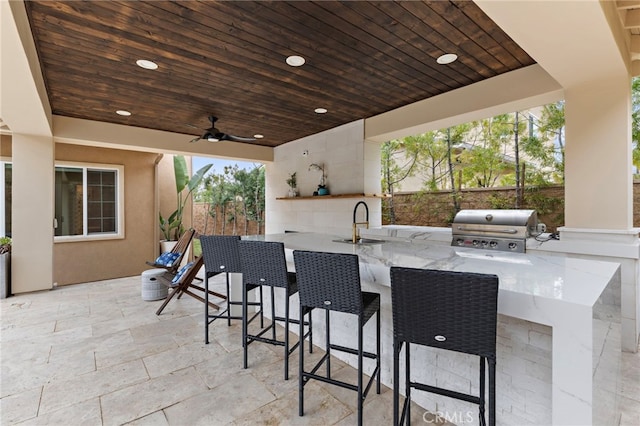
[
  {"xmin": 314, "ymin": 108, "xmax": 328, "ymax": 114},
  {"xmin": 254, "ymin": 134, "xmax": 264, "ymax": 139},
  {"xmin": 136, "ymin": 59, "xmax": 158, "ymax": 70},
  {"xmin": 436, "ymin": 53, "xmax": 458, "ymax": 65},
  {"xmin": 116, "ymin": 110, "xmax": 131, "ymax": 116},
  {"xmin": 286, "ymin": 55, "xmax": 305, "ymax": 67}
]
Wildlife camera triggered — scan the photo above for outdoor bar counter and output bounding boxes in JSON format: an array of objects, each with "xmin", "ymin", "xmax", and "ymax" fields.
[{"xmin": 243, "ymin": 231, "xmax": 621, "ymax": 425}]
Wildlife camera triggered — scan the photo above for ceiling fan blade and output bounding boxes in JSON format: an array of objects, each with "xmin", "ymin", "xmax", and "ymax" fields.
[
  {"xmin": 189, "ymin": 136, "xmax": 201, "ymax": 143},
  {"xmin": 224, "ymin": 134, "xmax": 257, "ymax": 142}
]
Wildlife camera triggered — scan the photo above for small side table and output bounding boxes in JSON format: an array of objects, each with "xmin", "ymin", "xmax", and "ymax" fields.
[{"xmin": 141, "ymin": 268, "xmax": 168, "ymax": 301}]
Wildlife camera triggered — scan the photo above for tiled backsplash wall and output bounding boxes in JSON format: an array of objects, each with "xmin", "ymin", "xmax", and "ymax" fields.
[{"xmin": 266, "ymin": 119, "xmax": 382, "ymax": 235}]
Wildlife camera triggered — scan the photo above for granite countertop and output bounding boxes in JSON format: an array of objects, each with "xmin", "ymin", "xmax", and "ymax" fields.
[{"xmin": 249, "ymin": 230, "xmax": 621, "ymax": 311}]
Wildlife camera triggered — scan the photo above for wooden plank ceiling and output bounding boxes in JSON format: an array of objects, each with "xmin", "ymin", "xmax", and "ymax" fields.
[{"xmin": 25, "ymin": 0, "xmax": 535, "ymax": 148}]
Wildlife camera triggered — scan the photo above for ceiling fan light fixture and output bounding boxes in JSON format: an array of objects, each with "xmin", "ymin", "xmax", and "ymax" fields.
[
  {"xmin": 254, "ymin": 134, "xmax": 264, "ymax": 139},
  {"xmin": 189, "ymin": 116, "xmax": 257, "ymax": 143},
  {"xmin": 116, "ymin": 110, "xmax": 131, "ymax": 116},
  {"xmin": 286, "ymin": 55, "xmax": 305, "ymax": 67},
  {"xmin": 136, "ymin": 59, "xmax": 158, "ymax": 70},
  {"xmin": 314, "ymin": 108, "xmax": 328, "ymax": 114},
  {"xmin": 436, "ymin": 53, "xmax": 458, "ymax": 65}
]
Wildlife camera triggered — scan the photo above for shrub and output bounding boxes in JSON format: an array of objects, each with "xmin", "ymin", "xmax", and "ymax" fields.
[{"xmin": 0, "ymin": 237, "xmax": 11, "ymax": 254}]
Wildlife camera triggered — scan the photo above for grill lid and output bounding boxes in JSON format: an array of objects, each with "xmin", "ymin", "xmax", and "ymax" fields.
[{"xmin": 452, "ymin": 209, "xmax": 537, "ymax": 228}]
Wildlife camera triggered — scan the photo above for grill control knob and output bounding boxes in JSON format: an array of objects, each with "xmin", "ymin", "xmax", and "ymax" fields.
[
  {"xmin": 489, "ymin": 241, "xmax": 498, "ymax": 248},
  {"xmin": 472, "ymin": 239, "xmax": 480, "ymax": 246},
  {"xmin": 508, "ymin": 242, "xmax": 517, "ymax": 250}
]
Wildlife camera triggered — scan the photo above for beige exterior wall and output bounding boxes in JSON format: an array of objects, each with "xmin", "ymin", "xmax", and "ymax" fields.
[
  {"xmin": 2, "ymin": 130, "xmax": 221, "ymax": 291},
  {"xmin": 0, "ymin": 134, "xmax": 11, "ymax": 156},
  {"xmin": 53, "ymin": 144, "xmax": 159, "ymax": 286},
  {"xmin": 4, "ymin": 140, "xmax": 194, "ymax": 287}
]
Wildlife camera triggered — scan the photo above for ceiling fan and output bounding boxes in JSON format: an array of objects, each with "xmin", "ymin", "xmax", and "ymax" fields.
[{"xmin": 189, "ymin": 115, "xmax": 257, "ymax": 143}]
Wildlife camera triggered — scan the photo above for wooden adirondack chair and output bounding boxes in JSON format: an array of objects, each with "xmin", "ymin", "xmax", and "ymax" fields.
[{"xmin": 155, "ymin": 256, "xmax": 226, "ymax": 315}]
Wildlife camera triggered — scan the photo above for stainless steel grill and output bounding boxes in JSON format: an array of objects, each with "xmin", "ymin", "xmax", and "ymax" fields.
[{"xmin": 451, "ymin": 209, "xmax": 538, "ymax": 253}]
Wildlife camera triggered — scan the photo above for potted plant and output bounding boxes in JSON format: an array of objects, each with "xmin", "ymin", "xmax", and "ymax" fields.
[
  {"xmin": 160, "ymin": 155, "xmax": 212, "ymax": 243},
  {"xmin": 286, "ymin": 172, "xmax": 298, "ymax": 197},
  {"xmin": 309, "ymin": 163, "xmax": 329, "ymax": 195},
  {"xmin": 0, "ymin": 236, "xmax": 11, "ymax": 299}
]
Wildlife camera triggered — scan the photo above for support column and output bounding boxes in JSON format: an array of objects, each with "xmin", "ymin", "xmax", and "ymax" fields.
[
  {"xmin": 11, "ymin": 133, "xmax": 54, "ymax": 293},
  {"xmin": 564, "ymin": 75, "xmax": 633, "ymax": 229},
  {"xmin": 560, "ymin": 74, "xmax": 640, "ymax": 352}
]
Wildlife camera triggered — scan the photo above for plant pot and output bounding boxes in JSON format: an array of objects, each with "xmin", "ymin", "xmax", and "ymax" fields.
[
  {"xmin": 160, "ymin": 240, "xmax": 177, "ymax": 253},
  {"xmin": 288, "ymin": 187, "xmax": 298, "ymax": 197},
  {"xmin": 159, "ymin": 240, "xmax": 191, "ymax": 268},
  {"xmin": 318, "ymin": 187, "xmax": 329, "ymax": 196},
  {"xmin": 0, "ymin": 252, "xmax": 10, "ymax": 299}
]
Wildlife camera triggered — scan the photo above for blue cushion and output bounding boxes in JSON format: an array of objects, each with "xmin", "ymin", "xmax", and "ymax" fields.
[
  {"xmin": 154, "ymin": 252, "xmax": 170, "ymax": 265},
  {"xmin": 164, "ymin": 252, "xmax": 181, "ymax": 267},
  {"xmin": 172, "ymin": 262, "xmax": 195, "ymax": 284},
  {"xmin": 154, "ymin": 252, "xmax": 181, "ymax": 267}
]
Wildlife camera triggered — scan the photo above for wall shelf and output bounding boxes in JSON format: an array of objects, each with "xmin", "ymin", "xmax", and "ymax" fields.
[{"xmin": 276, "ymin": 193, "xmax": 389, "ymax": 200}]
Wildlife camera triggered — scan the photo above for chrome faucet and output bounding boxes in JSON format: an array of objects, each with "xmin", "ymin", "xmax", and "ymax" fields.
[{"xmin": 352, "ymin": 201, "xmax": 369, "ymax": 243}]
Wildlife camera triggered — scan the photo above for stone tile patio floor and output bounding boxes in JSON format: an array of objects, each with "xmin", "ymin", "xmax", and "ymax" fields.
[{"xmin": 1, "ymin": 272, "xmax": 639, "ymax": 425}]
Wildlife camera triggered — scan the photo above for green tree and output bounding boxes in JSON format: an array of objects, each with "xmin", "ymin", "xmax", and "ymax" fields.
[
  {"xmin": 441, "ymin": 124, "xmax": 471, "ymax": 211},
  {"xmin": 632, "ymin": 76, "xmax": 640, "ymax": 173},
  {"xmin": 381, "ymin": 139, "xmax": 416, "ymax": 224},
  {"xmin": 413, "ymin": 131, "xmax": 449, "ymax": 191},
  {"xmin": 537, "ymin": 101, "xmax": 566, "ymax": 182},
  {"xmin": 382, "ymin": 134, "xmax": 439, "ymax": 223},
  {"xmin": 459, "ymin": 115, "xmax": 513, "ymax": 188},
  {"xmin": 223, "ymin": 165, "xmax": 240, "ymax": 235},
  {"xmin": 232, "ymin": 164, "xmax": 265, "ymax": 234},
  {"xmin": 198, "ymin": 168, "xmax": 233, "ymax": 235},
  {"xmin": 381, "ymin": 139, "xmax": 418, "ymax": 194},
  {"xmin": 196, "ymin": 162, "xmax": 266, "ymax": 235}
]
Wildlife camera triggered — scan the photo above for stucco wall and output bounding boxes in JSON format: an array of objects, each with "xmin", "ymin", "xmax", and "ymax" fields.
[{"xmin": 53, "ymin": 144, "xmax": 159, "ymax": 285}]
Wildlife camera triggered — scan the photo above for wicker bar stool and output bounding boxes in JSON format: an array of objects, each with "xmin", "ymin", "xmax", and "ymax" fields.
[
  {"xmin": 238, "ymin": 240, "xmax": 313, "ymax": 380},
  {"xmin": 200, "ymin": 235, "xmax": 263, "ymax": 344},
  {"xmin": 293, "ymin": 250, "xmax": 381, "ymax": 426},
  {"xmin": 390, "ymin": 267, "xmax": 499, "ymax": 426}
]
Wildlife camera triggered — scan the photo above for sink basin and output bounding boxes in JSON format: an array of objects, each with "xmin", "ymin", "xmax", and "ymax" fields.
[{"xmin": 332, "ymin": 238, "xmax": 386, "ymax": 245}]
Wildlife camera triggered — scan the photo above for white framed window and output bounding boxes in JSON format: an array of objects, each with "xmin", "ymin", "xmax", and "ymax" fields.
[{"xmin": 54, "ymin": 162, "xmax": 124, "ymax": 242}]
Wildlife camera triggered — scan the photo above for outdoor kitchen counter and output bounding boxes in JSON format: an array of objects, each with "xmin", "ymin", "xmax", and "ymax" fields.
[{"xmin": 244, "ymin": 231, "xmax": 621, "ymax": 425}]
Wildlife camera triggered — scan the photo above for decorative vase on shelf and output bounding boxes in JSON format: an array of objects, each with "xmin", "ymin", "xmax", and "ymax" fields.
[
  {"xmin": 286, "ymin": 172, "xmax": 298, "ymax": 198},
  {"xmin": 309, "ymin": 164, "xmax": 328, "ymax": 195}
]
